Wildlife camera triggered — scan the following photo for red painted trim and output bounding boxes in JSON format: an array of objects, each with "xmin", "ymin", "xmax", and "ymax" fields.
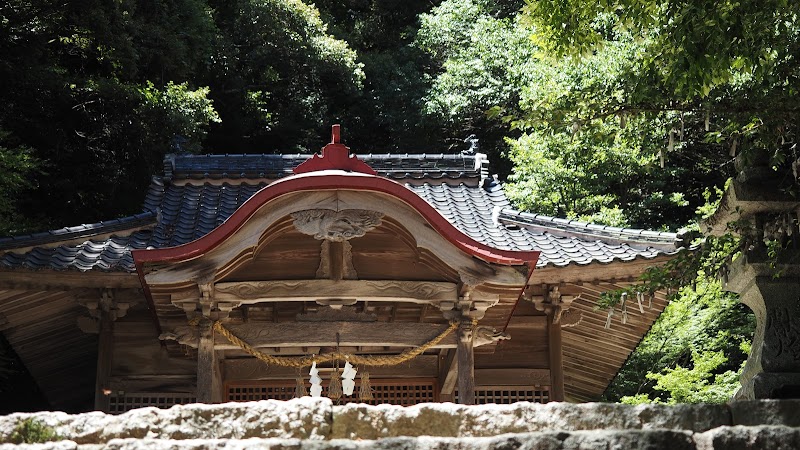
[
  {"xmin": 293, "ymin": 126, "xmax": 377, "ymax": 175},
  {"xmin": 132, "ymin": 172, "xmax": 540, "ymax": 269}
]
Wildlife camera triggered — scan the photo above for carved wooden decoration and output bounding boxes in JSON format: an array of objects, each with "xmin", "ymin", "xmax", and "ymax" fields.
[
  {"xmin": 559, "ymin": 308, "xmax": 583, "ymax": 328},
  {"xmin": 159, "ymin": 326, "xmax": 200, "ymax": 348},
  {"xmin": 296, "ymin": 306, "xmax": 377, "ymax": 322},
  {"xmin": 473, "ymin": 326, "xmax": 511, "ymax": 346},
  {"xmin": 530, "ymin": 285, "xmax": 579, "ymax": 325},
  {"xmin": 291, "ymin": 209, "xmax": 383, "ymax": 242}
]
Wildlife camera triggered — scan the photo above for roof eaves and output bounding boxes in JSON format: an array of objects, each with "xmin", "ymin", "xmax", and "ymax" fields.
[
  {"xmin": 0, "ymin": 212, "xmax": 157, "ymax": 252},
  {"xmin": 498, "ymin": 209, "xmax": 680, "ymax": 252}
]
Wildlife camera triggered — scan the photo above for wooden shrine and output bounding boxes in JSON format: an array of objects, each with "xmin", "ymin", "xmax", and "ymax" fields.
[{"xmin": 0, "ymin": 126, "xmax": 682, "ymax": 412}]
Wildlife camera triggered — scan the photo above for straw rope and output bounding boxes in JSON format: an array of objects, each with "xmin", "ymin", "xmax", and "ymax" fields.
[{"xmin": 189, "ymin": 317, "xmax": 464, "ymax": 368}]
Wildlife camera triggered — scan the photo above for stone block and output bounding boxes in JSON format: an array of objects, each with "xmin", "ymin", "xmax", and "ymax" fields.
[
  {"xmin": 729, "ymin": 400, "xmax": 800, "ymax": 427},
  {"xmin": 330, "ymin": 401, "xmax": 730, "ymax": 439},
  {"xmin": 694, "ymin": 426, "xmax": 800, "ymax": 450},
  {"xmin": 0, "ymin": 398, "xmax": 332, "ymax": 444}
]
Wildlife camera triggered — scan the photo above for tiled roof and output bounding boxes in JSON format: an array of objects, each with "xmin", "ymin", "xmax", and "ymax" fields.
[
  {"xmin": 0, "ymin": 153, "xmax": 681, "ymax": 272},
  {"xmin": 0, "ymin": 212, "xmax": 155, "ymax": 251},
  {"xmin": 165, "ymin": 153, "xmax": 488, "ymax": 183}
]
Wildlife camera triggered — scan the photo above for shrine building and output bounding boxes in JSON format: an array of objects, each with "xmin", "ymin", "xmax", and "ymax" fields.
[{"xmin": 0, "ymin": 126, "xmax": 683, "ymax": 413}]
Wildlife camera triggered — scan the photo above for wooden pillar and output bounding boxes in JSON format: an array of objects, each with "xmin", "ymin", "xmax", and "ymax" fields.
[
  {"xmin": 456, "ymin": 319, "xmax": 475, "ymax": 405},
  {"xmin": 197, "ymin": 319, "xmax": 222, "ymax": 403},
  {"xmin": 547, "ymin": 309, "xmax": 565, "ymax": 402},
  {"xmin": 94, "ymin": 309, "xmax": 114, "ymax": 412}
]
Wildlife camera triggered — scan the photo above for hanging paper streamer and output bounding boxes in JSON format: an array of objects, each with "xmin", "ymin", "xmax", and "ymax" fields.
[
  {"xmin": 341, "ymin": 361, "xmax": 357, "ymax": 396},
  {"xmin": 648, "ymin": 292, "xmax": 653, "ymax": 309},
  {"xmin": 636, "ymin": 292, "xmax": 644, "ymax": 314},
  {"xmin": 620, "ymin": 292, "xmax": 628, "ymax": 325},
  {"xmin": 309, "ymin": 362, "xmax": 323, "ymax": 397},
  {"xmin": 359, "ymin": 371, "xmax": 374, "ymax": 401},
  {"xmin": 328, "ymin": 368, "xmax": 342, "ymax": 400},
  {"xmin": 605, "ymin": 308, "xmax": 614, "ymax": 329}
]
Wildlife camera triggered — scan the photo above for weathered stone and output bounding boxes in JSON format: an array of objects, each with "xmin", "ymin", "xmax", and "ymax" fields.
[
  {"xmin": 330, "ymin": 401, "xmax": 730, "ymax": 439},
  {"xmin": 694, "ymin": 426, "xmax": 800, "ymax": 450},
  {"xmin": 0, "ymin": 399, "xmax": 331, "ymax": 444},
  {"xmin": 730, "ymin": 400, "xmax": 800, "ymax": 427},
  {"xmin": 0, "ymin": 431, "xmax": 699, "ymax": 450},
  {"xmin": 0, "ymin": 442, "xmax": 78, "ymax": 450},
  {"xmin": 4, "ymin": 400, "xmax": 800, "ymax": 449}
]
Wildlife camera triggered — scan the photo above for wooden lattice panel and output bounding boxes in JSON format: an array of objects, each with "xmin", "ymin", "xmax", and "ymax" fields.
[
  {"xmin": 226, "ymin": 379, "xmax": 438, "ymax": 406},
  {"xmin": 457, "ymin": 386, "xmax": 550, "ymax": 404},
  {"xmin": 108, "ymin": 393, "xmax": 196, "ymax": 414}
]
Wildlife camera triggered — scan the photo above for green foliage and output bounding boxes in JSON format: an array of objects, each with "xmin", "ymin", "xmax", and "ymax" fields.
[
  {"xmin": 314, "ymin": 0, "xmax": 441, "ymax": 152},
  {"xmin": 203, "ymin": 0, "xmax": 364, "ymax": 152},
  {"xmin": 605, "ymin": 278, "xmax": 754, "ymax": 403},
  {"xmin": 0, "ymin": 0, "xmax": 365, "ymax": 233},
  {"xmin": 0, "ymin": 131, "xmax": 38, "ymax": 235},
  {"xmin": 8, "ymin": 418, "xmax": 60, "ymax": 444}
]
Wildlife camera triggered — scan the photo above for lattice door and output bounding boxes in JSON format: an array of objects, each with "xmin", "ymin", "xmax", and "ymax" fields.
[
  {"xmin": 456, "ymin": 386, "xmax": 551, "ymax": 404},
  {"xmin": 226, "ymin": 378, "xmax": 438, "ymax": 406},
  {"xmin": 108, "ymin": 392, "xmax": 196, "ymax": 414}
]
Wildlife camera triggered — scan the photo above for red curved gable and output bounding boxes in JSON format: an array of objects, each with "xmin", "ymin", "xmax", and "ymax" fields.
[{"xmin": 132, "ymin": 172, "xmax": 540, "ymax": 267}]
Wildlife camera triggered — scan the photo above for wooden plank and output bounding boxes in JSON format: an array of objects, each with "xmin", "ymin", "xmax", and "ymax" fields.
[
  {"xmin": 474, "ymin": 368, "xmax": 551, "ymax": 386},
  {"xmin": 0, "ymin": 271, "xmax": 140, "ymax": 289},
  {"xmin": 215, "ymin": 280, "xmax": 459, "ymax": 305}
]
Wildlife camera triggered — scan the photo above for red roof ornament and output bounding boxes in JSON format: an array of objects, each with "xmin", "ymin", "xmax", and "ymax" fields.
[{"xmin": 293, "ymin": 125, "xmax": 377, "ymax": 175}]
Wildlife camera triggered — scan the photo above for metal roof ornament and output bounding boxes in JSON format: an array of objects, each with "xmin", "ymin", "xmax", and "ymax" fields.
[{"xmin": 293, "ymin": 124, "xmax": 377, "ymax": 175}]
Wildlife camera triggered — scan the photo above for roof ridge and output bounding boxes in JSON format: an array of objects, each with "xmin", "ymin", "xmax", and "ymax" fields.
[
  {"xmin": 497, "ymin": 208, "xmax": 680, "ymax": 250},
  {"xmin": 0, "ymin": 212, "xmax": 157, "ymax": 251}
]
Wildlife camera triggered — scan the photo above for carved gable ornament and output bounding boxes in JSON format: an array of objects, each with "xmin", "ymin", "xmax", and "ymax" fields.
[{"xmin": 291, "ymin": 209, "xmax": 383, "ymax": 242}]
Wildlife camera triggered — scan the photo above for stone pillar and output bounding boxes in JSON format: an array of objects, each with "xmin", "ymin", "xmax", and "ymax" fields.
[{"xmin": 726, "ymin": 256, "xmax": 800, "ymax": 399}]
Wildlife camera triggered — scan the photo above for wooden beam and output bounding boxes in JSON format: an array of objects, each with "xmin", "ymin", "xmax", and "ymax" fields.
[
  {"xmin": 547, "ymin": 311, "xmax": 565, "ymax": 402},
  {"xmin": 438, "ymin": 349, "xmax": 457, "ymax": 400},
  {"xmin": 0, "ymin": 271, "xmax": 140, "ymax": 289},
  {"xmin": 196, "ymin": 319, "xmax": 221, "ymax": 403},
  {"xmin": 215, "ymin": 280, "xmax": 458, "ymax": 305},
  {"xmin": 210, "ymin": 322, "xmax": 464, "ymax": 349},
  {"xmin": 457, "ymin": 320, "xmax": 475, "ymax": 405}
]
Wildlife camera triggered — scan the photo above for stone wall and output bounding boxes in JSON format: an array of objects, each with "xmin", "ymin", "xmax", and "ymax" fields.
[{"xmin": 1, "ymin": 399, "xmax": 799, "ymax": 449}]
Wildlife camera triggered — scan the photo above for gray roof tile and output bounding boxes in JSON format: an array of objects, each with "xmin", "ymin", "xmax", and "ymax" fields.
[{"xmin": 0, "ymin": 154, "xmax": 679, "ymax": 272}]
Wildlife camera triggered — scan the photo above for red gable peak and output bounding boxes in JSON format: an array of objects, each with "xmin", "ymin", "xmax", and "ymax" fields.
[{"xmin": 293, "ymin": 125, "xmax": 377, "ymax": 175}]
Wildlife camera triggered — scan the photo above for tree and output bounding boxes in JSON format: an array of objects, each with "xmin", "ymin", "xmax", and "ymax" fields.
[
  {"xmin": 605, "ymin": 278, "xmax": 754, "ymax": 403},
  {"xmin": 202, "ymin": 0, "xmax": 364, "ymax": 152},
  {"xmin": 0, "ymin": 0, "xmax": 365, "ymax": 232},
  {"xmin": 417, "ymin": 0, "xmax": 729, "ymax": 227}
]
